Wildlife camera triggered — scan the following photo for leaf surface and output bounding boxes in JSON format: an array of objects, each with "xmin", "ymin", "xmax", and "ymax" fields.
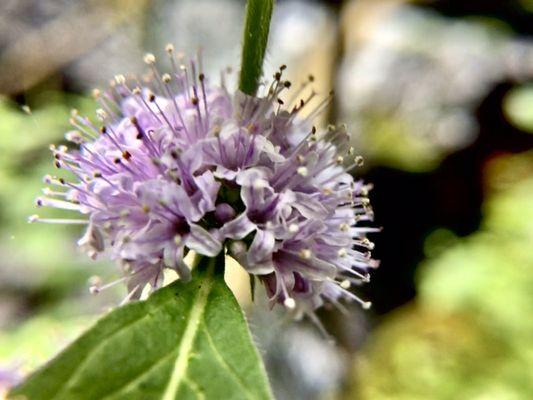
[{"xmin": 9, "ymin": 256, "xmax": 272, "ymax": 400}]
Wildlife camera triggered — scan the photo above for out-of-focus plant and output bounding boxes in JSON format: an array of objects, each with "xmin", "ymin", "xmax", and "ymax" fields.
[
  {"xmin": 346, "ymin": 151, "xmax": 533, "ymax": 399},
  {"xmin": 338, "ymin": 2, "xmax": 533, "ymax": 171},
  {"xmin": 0, "ymin": 94, "xmax": 111, "ymax": 290}
]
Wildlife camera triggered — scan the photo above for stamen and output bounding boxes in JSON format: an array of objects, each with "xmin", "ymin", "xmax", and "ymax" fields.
[{"xmin": 28, "ymin": 215, "xmax": 88, "ymax": 224}]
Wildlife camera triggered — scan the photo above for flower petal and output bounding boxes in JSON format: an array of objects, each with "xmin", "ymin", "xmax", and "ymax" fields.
[
  {"xmin": 221, "ymin": 213, "xmax": 256, "ymax": 239},
  {"xmin": 186, "ymin": 224, "xmax": 222, "ymax": 257},
  {"xmin": 248, "ymin": 229, "xmax": 275, "ymax": 264}
]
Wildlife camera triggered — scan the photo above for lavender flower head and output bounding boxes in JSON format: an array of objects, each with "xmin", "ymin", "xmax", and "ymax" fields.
[{"xmin": 31, "ymin": 45, "xmax": 379, "ymax": 316}]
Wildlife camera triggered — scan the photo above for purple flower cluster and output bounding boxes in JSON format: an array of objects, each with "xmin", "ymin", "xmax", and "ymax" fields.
[{"xmin": 32, "ymin": 46, "xmax": 378, "ymax": 315}]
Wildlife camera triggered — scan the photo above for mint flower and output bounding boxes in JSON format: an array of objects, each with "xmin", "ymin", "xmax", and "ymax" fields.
[{"xmin": 31, "ymin": 46, "xmax": 378, "ymax": 315}]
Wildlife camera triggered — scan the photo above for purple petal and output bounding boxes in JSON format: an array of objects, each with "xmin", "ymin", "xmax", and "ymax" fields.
[
  {"xmin": 248, "ymin": 229, "xmax": 275, "ymax": 264},
  {"xmin": 221, "ymin": 213, "xmax": 256, "ymax": 239},
  {"xmin": 186, "ymin": 224, "xmax": 222, "ymax": 256}
]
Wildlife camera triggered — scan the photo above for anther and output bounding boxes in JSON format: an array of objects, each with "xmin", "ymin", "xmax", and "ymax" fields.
[
  {"xmin": 165, "ymin": 43, "xmax": 174, "ymax": 53},
  {"xmin": 354, "ymin": 156, "xmax": 364, "ymax": 166},
  {"xmin": 362, "ymin": 238, "xmax": 375, "ymax": 250},
  {"xmin": 297, "ymin": 166, "xmax": 308, "ymax": 177},
  {"xmin": 96, "ymin": 109, "xmax": 107, "ymax": 121},
  {"xmin": 162, "ymin": 73, "xmax": 171, "ymax": 83},
  {"xmin": 284, "ymin": 297, "xmax": 296, "ymax": 309},
  {"xmin": 143, "ymin": 53, "xmax": 156, "ymax": 65},
  {"xmin": 337, "ymin": 248, "xmax": 347, "ymax": 257},
  {"xmin": 114, "ymin": 74, "xmax": 126, "ymax": 85},
  {"xmin": 340, "ymin": 280, "xmax": 351, "ymax": 289},
  {"xmin": 288, "ymin": 224, "xmax": 299, "ymax": 233},
  {"xmin": 89, "ymin": 286, "xmax": 100, "ymax": 295},
  {"xmin": 88, "ymin": 275, "xmax": 102, "ymax": 287},
  {"xmin": 299, "ymin": 249, "xmax": 312, "ymax": 259}
]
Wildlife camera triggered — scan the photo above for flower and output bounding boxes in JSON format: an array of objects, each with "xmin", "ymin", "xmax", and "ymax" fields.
[{"xmin": 32, "ymin": 46, "xmax": 379, "ymax": 315}]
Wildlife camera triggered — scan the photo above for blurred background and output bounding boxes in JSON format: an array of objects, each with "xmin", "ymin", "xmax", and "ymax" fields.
[{"xmin": 0, "ymin": 0, "xmax": 532, "ymax": 399}]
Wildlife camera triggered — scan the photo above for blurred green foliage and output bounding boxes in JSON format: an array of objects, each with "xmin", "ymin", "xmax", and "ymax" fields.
[
  {"xmin": 347, "ymin": 151, "xmax": 533, "ymax": 400},
  {"xmin": 0, "ymin": 94, "xmax": 111, "ymax": 294},
  {"xmin": 0, "ymin": 94, "xmax": 121, "ymax": 378},
  {"xmin": 504, "ymin": 85, "xmax": 533, "ymax": 134}
]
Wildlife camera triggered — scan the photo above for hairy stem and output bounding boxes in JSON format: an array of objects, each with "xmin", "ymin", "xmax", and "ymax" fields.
[{"xmin": 238, "ymin": 0, "xmax": 274, "ymax": 95}]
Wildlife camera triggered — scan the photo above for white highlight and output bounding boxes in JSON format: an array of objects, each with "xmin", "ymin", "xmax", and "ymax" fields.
[
  {"xmin": 340, "ymin": 279, "xmax": 351, "ymax": 289},
  {"xmin": 288, "ymin": 224, "xmax": 299, "ymax": 233},
  {"xmin": 143, "ymin": 53, "xmax": 156, "ymax": 64},
  {"xmin": 299, "ymin": 248, "xmax": 312, "ymax": 259},
  {"xmin": 297, "ymin": 166, "xmax": 308, "ymax": 177},
  {"xmin": 337, "ymin": 248, "xmax": 347, "ymax": 257},
  {"xmin": 284, "ymin": 297, "xmax": 296, "ymax": 309}
]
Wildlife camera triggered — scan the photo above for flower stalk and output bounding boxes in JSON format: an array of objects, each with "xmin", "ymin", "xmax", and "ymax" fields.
[{"xmin": 238, "ymin": 0, "xmax": 274, "ymax": 95}]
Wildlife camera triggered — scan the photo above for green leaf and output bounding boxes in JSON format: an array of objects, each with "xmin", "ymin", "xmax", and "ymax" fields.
[{"xmin": 9, "ymin": 256, "xmax": 273, "ymax": 400}]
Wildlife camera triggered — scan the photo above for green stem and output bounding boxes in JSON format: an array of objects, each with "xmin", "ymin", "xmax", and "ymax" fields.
[{"xmin": 238, "ymin": 0, "xmax": 274, "ymax": 95}]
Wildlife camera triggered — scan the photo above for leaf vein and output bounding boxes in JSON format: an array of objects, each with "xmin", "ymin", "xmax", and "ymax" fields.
[
  {"xmin": 51, "ymin": 297, "xmax": 175, "ymax": 399},
  {"xmin": 98, "ymin": 349, "xmax": 178, "ymax": 399},
  {"xmin": 201, "ymin": 322, "xmax": 256, "ymax": 400},
  {"xmin": 161, "ymin": 264, "xmax": 214, "ymax": 400}
]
